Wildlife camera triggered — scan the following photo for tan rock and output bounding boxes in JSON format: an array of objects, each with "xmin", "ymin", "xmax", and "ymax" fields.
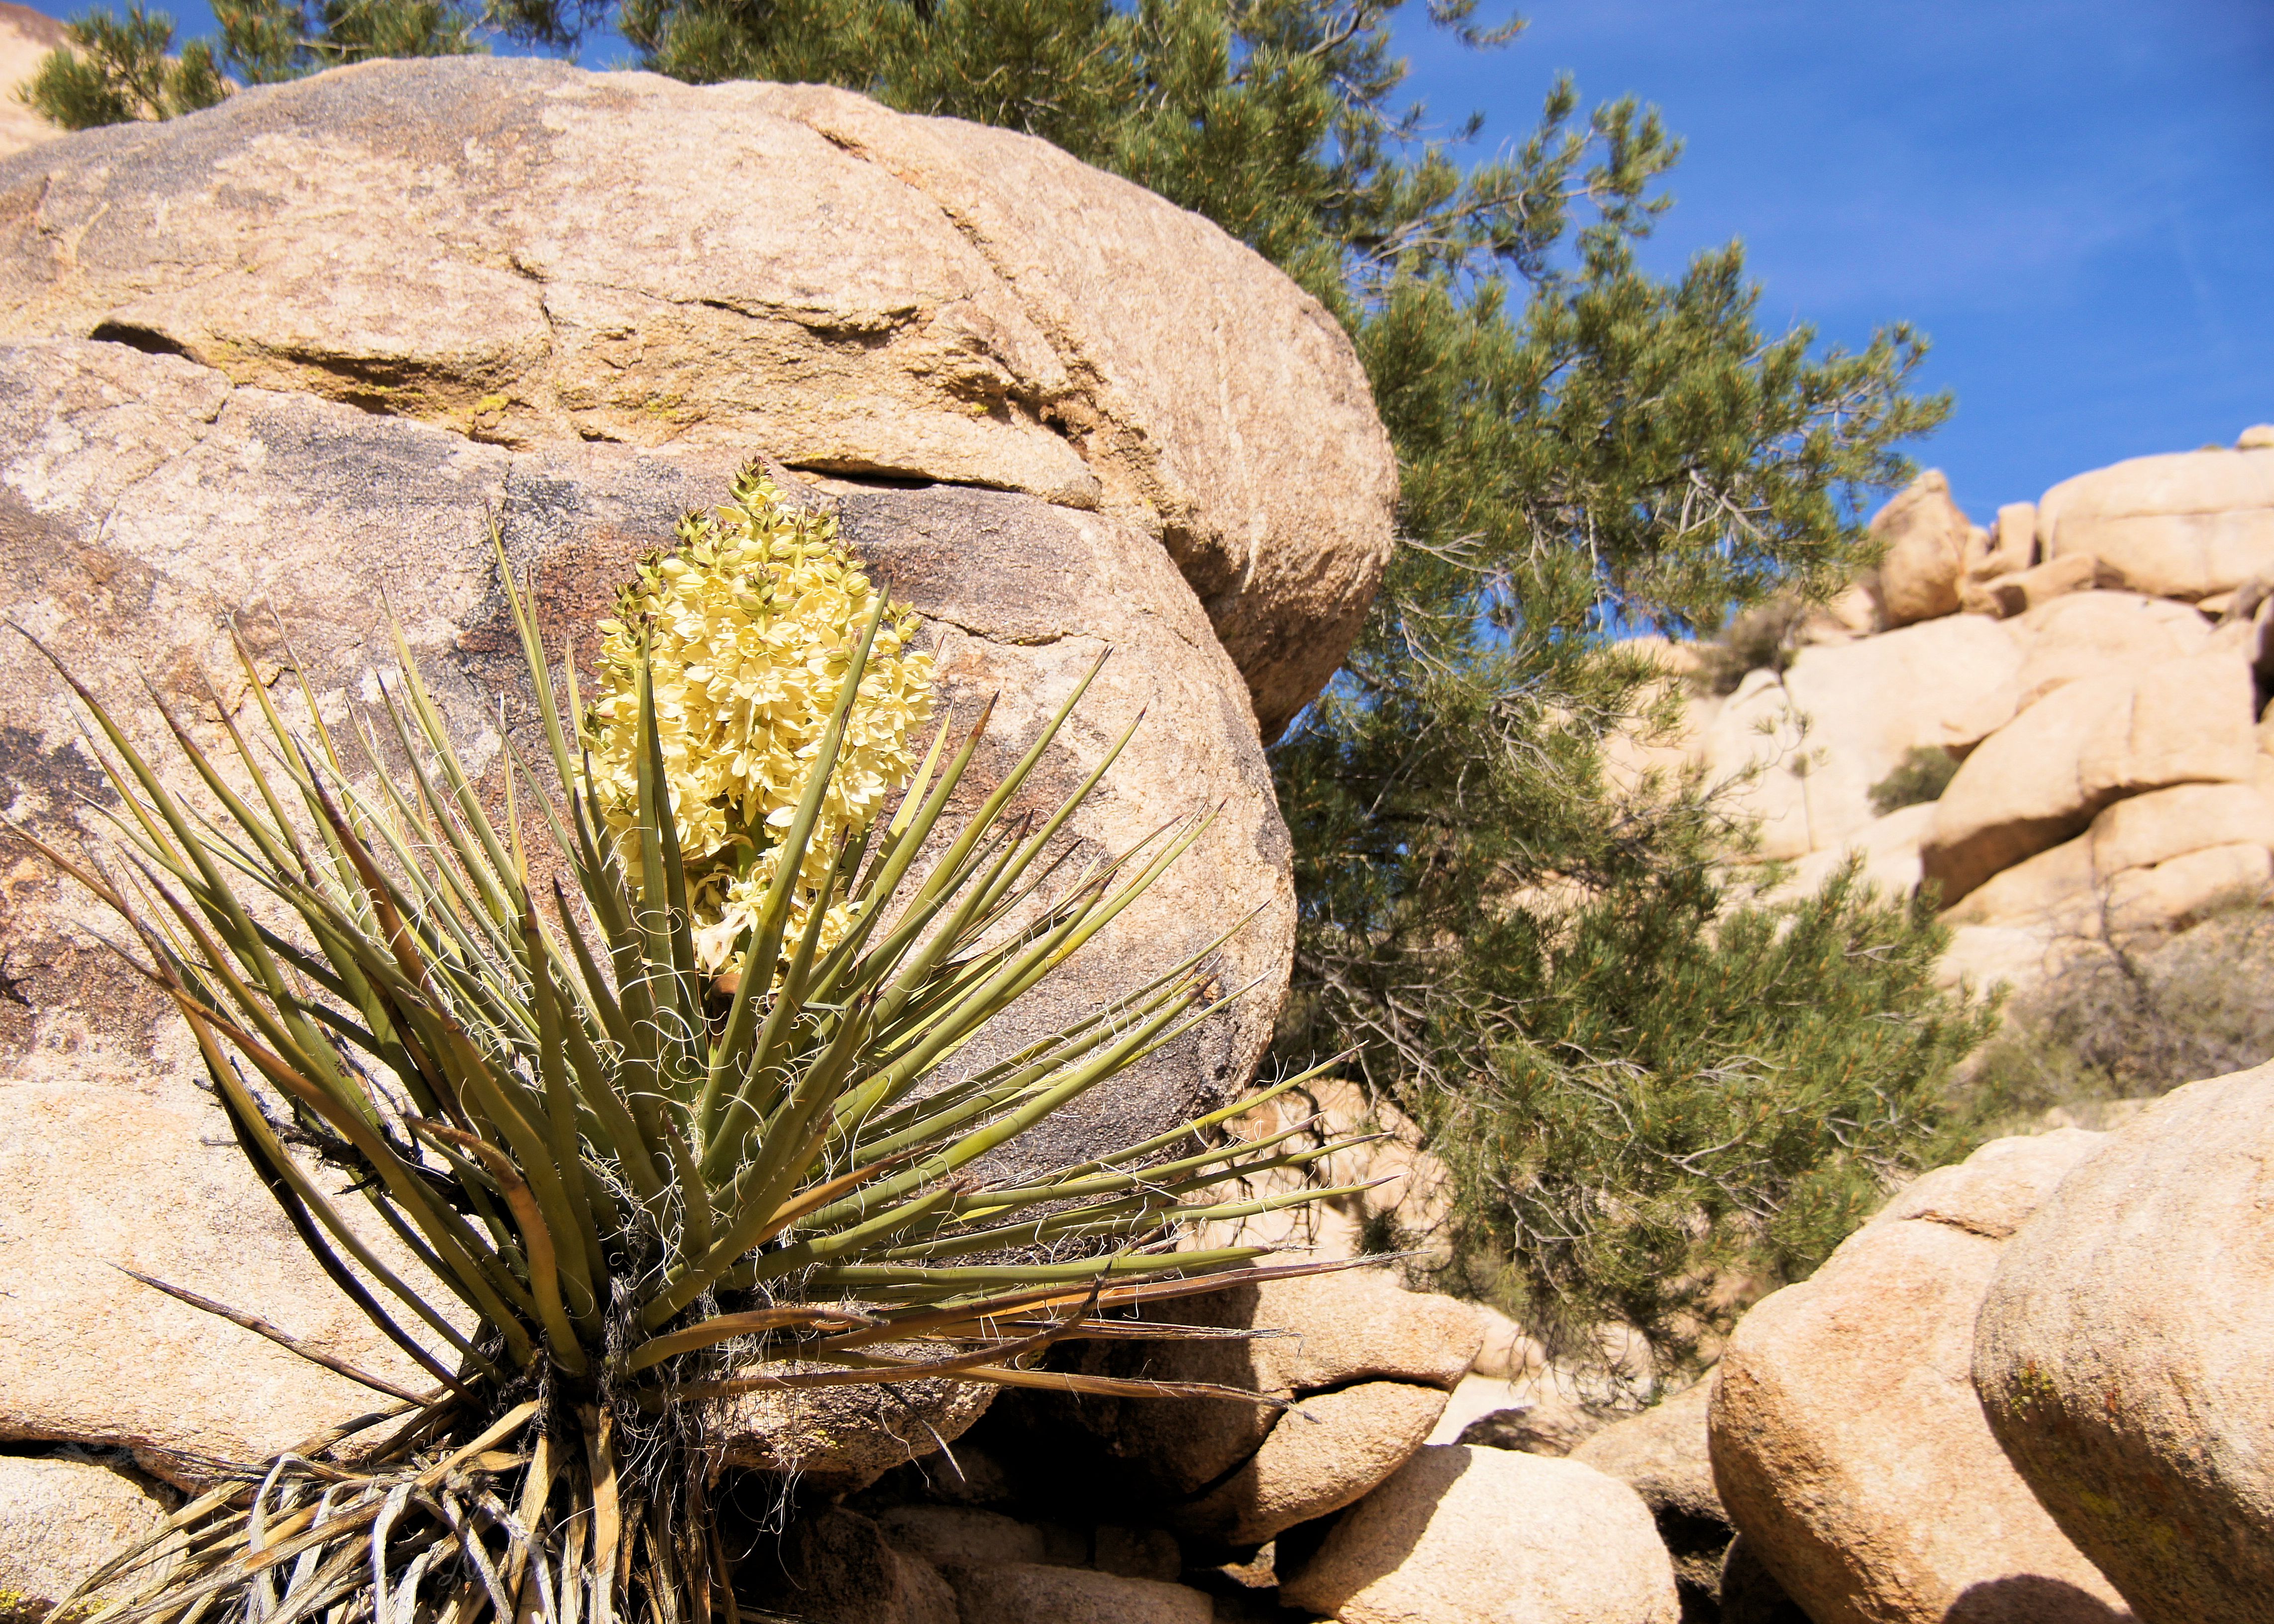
[
  {"xmin": 1755, "ymin": 801, "xmax": 1936, "ymax": 906},
  {"xmin": 1570, "ymin": 1377, "xmax": 1729, "ymax": 1605},
  {"xmin": 1922, "ymin": 646, "xmax": 2257, "ymax": 904},
  {"xmin": 0, "ymin": 1454, "xmax": 172, "ymax": 1611},
  {"xmin": 2104, "ymin": 842, "xmax": 2272, "ymax": 933},
  {"xmin": 2240, "ymin": 424, "xmax": 2274, "ymax": 451},
  {"xmin": 2088, "ymin": 781, "xmax": 2274, "ymax": 875},
  {"xmin": 0, "ymin": 58, "xmax": 1395, "ymax": 737},
  {"xmin": 1980, "ymin": 551, "xmax": 2119, "ymax": 617},
  {"xmin": 1976, "ymin": 1062, "xmax": 2274, "ymax": 1624},
  {"xmin": 1869, "ymin": 471, "xmax": 1971, "ymax": 626},
  {"xmin": 876, "ymin": 1505, "xmax": 1051, "ymax": 1569},
  {"xmin": 1280, "ymin": 1445, "xmax": 1681, "ymax": 1624},
  {"xmin": 2040, "ymin": 446, "xmax": 2274, "ymax": 600},
  {"xmin": 1709, "ymin": 1132, "xmax": 2132, "ymax": 1624},
  {"xmin": 1175, "ymin": 1379, "xmax": 1448, "ymax": 1545},
  {"xmin": 1997, "ymin": 501, "xmax": 2041, "ymax": 569},
  {"xmin": 0, "ymin": 339, "xmax": 1292, "ymax": 1481},
  {"xmin": 1571, "ymin": 1375, "xmax": 1721, "ymax": 1524},
  {"xmin": 1949, "ymin": 782, "xmax": 2274, "ymax": 931},
  {"xmin": 1684, "ymin": 616, "xmax": 2028, "ymax": 868},
  {"xmin": 945, "ymin": 1564, "xmax": 1213, "ymax": 1624},
  {"xmin": 1032, "ymin": 1267, "xmax": 1478, "ymax": 1502},
  {"xmin": 0, "ymin": 3, "xmax": 65, "ymax": 163},
  {"xmin": 2011, "ymin": 589, "xmax": 2212, "ymax": 706},
  {"xmin": 1941, "ymin": 830, "xmax": 2093, "ymax": 929},
  {"xmin": 1470, "ymin": 1304, "xmax": 1549, "ymax": 1381},
  {"xmin": 714, "ymin": 1379, "xmax": 997, "ymax": 1493},
  {"xmin": 743, "ymin": 1506, "xmax": 958, "ymax": 1624}
]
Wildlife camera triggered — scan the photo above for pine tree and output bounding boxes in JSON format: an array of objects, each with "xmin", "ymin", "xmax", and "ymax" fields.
[
  {"xmin": 18, "ymin": 4, "xmax": 226, "ymax": 128},
  {"xmin": 18, "ymin": 0, "xmax": 483, "ymax": 129}
]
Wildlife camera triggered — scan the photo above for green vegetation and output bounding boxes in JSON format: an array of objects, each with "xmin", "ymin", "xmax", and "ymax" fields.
[
  {"xmin": 20, "ymin": 0, "xmax": 1995, "ymax": 1370},
  {"xmin": 1869, "ymin": 744, "xmax": 1961, "ymax": 817},
  {"xmin": 16, "ymin": 4, "xmax": 224, "ymax": 129},
  {"xmin": 18, "ymin": 0, "xmax": 480, "ymax": 128},
  {"xmin": 26, "ymin": 473, "xmax": 1345, "ymax": 1621}
]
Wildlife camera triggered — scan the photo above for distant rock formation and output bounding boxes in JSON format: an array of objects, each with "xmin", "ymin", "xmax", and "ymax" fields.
[{"xmin": 1638, "ymin": 426, "xmax": 2274, "ymax": 996}]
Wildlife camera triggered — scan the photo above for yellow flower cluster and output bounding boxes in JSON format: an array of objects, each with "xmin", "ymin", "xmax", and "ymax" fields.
[{"xmin": 582, "ymin": 466, "xmax": 935, "ymax": 983}]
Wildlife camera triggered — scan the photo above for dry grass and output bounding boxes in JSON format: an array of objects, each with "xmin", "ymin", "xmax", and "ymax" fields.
[{"xmin": 1952, "ymin": 904, "xmax": 2274, "ymax": 1136}]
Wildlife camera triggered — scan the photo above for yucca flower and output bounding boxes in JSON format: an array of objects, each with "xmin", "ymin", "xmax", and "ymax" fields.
[
  {"xmin": 583, "ymin": 469, "xmax": 936, "ymax": 985},
  {"xmin": 12, "ymin": 463, "xmax": 1362, "ymax": 1624}
]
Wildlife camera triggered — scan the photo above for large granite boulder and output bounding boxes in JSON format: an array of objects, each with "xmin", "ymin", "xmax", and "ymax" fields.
[
  {"xmin": 1920, "ymin": 645, "xmax": 2258, "ymax": 904},
  {"xmin": 0, "ymin": 331, "xmax": 1301, "ymax": 1478},
  {"xmin": 1975, "ymin": 1061, "xmax": 2274, "ymax": 1624},
  {"xmin": 2040, "ymin": 446, "xmax": 2274, "ymax": 602},
  {"xmin": 1709, "ymin": 1132, "xmax": 2133, "ymax": 1624},
  {"xmin": 0, "ymin": 57, "xmax": 1394, "ymax": 738}
]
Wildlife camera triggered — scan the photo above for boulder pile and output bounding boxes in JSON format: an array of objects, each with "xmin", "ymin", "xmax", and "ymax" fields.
[{"xmin": 1647, "ymin": 436, "xmax": 2274, "ymax": 995}]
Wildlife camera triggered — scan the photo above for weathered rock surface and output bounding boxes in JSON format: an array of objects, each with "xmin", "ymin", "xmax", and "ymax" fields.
[
  {"xmin": 1921, "ymin": 645, "xmax": 2258, "ymax": 903},
  {"xmin": 1685, "ymin": 615, "xmax": 2025, "ymax": 863},
  {"xmin": 1870, "ymin": 471, "xmax": 1970, "ymax": 627},
  {"xmin": 1710, "ymin": 1131, "xmax": 2133, "ymax": 1624},
  {"xmin": 0, "ymin": 57, "xmax": 1395, "ymax": 736},
  {"xmin": 2008, "ymin": 590, "xmax": 2212, "ymax": 707},
  {"xmin": 995, "ymin": 1268, "xmax": 1474, "ymax": 1544},
  {"xmin": 1279, "ymin": 1445, "xmax": 1681, "ymax": 1624},
  {"xmin": 0, "ymin": 3, "xmax": 63, "ymax": 162},
  {"xmin": 741, "ymin": 1505, "xmax": 959, "ymax": 1624},
  {"xmin": 1572, "ymin": 1378, "xmax": 1730, "ymax": 1608},
  {"xmin": 1176, "ymin": 1378, "xmax": 1448, "ymax": 1545},
  {"xmin": 2040, "ymin": 446, "xmax": 2274, "ymax": 601},
  {"xmin": 946, "ymin": 1563, "xmax": 1215, "ymax": 1624},
  {"xmin": 1975, "ymin": 1061, "xmax": 2274, "ymax": 1624},
  {"xmin": 0, "ymin": 338, "xmax": 1295, "ymax": 1476},
  {"xmin": 0, "ymin": 1453, "xmax": 172, "ymax": 1611},
  {"xmin": 1945, "ymin": 781, "xmax": 2274, "ymax": 938}
]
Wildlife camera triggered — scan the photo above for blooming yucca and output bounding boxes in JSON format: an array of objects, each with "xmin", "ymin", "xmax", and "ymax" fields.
[
  {"xmin": 584, "ymin": 467, "xmax": 935, "ymax": 982},
  {"xmin": 15, "ymin": 466, "xmax": 1364, "ymax": 1624}
]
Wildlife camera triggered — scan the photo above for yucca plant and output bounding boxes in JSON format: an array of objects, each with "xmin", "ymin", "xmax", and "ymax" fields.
[{"xmin": 15, "ymin": 466, "xmax": 1362, "ymax": 1624}]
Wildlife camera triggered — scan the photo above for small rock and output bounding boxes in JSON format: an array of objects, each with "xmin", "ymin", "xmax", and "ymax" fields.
[
  {"xmin": 1176, "ymin": 1380, "xmax": 1448, "ymax": 1545},
  {"xmin": 876, "ymin": 1504, "xmax": 1048, "ymax": 1568},
  {"xmin": 1280, "ymin": 1445, "xmax": 1680, "ymax": 1624},
  {"xmin": 946, "ymin": 1563, "xmax": 1215, "ymax": 1624},
  {"xmin": 1572, "ymin": 1378, "xmax": 1729, "ymax": 1609},
  {"xmin": 2239, "ymin": 424, "xmax": 2274, "ymax": 451},
  {"xmin": 1869, "ymin": 471, "xmax": 1971, "ymax": 627},
  {"xmin": 0, "ymin": 1454, "xmax": 172, "ymax": 1615},
  {"xmin": 739, "ymin": 1505, "xmax": 958, "ymax": 1624}
]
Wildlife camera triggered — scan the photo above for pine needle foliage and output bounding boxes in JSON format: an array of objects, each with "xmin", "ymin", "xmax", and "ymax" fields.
[
  {"xmin": 19, "ymin": 0, "xmax": 481, "ymax": 129},
  {"xmin": 17, "ymin": 5, "xmax": 225, "ymax": 129},
  {"xmin": 18, "ymin": 470, "xmax": 1353, "ymax": 1624}
]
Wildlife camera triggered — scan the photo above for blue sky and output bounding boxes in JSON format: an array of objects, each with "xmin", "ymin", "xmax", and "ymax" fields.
[
  {"xmin": 1391, "ymin": 0, "xmax": 2274, "ymax": 519},
  {"xmin": 26, "ymin": 0, "xmax": 2270, "ymax": 522}
]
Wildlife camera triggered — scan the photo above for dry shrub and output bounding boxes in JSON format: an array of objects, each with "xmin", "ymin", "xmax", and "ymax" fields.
[{"xmin": 1954, "ymin": 904, "xmax": 2274, "ymax": 1135}]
